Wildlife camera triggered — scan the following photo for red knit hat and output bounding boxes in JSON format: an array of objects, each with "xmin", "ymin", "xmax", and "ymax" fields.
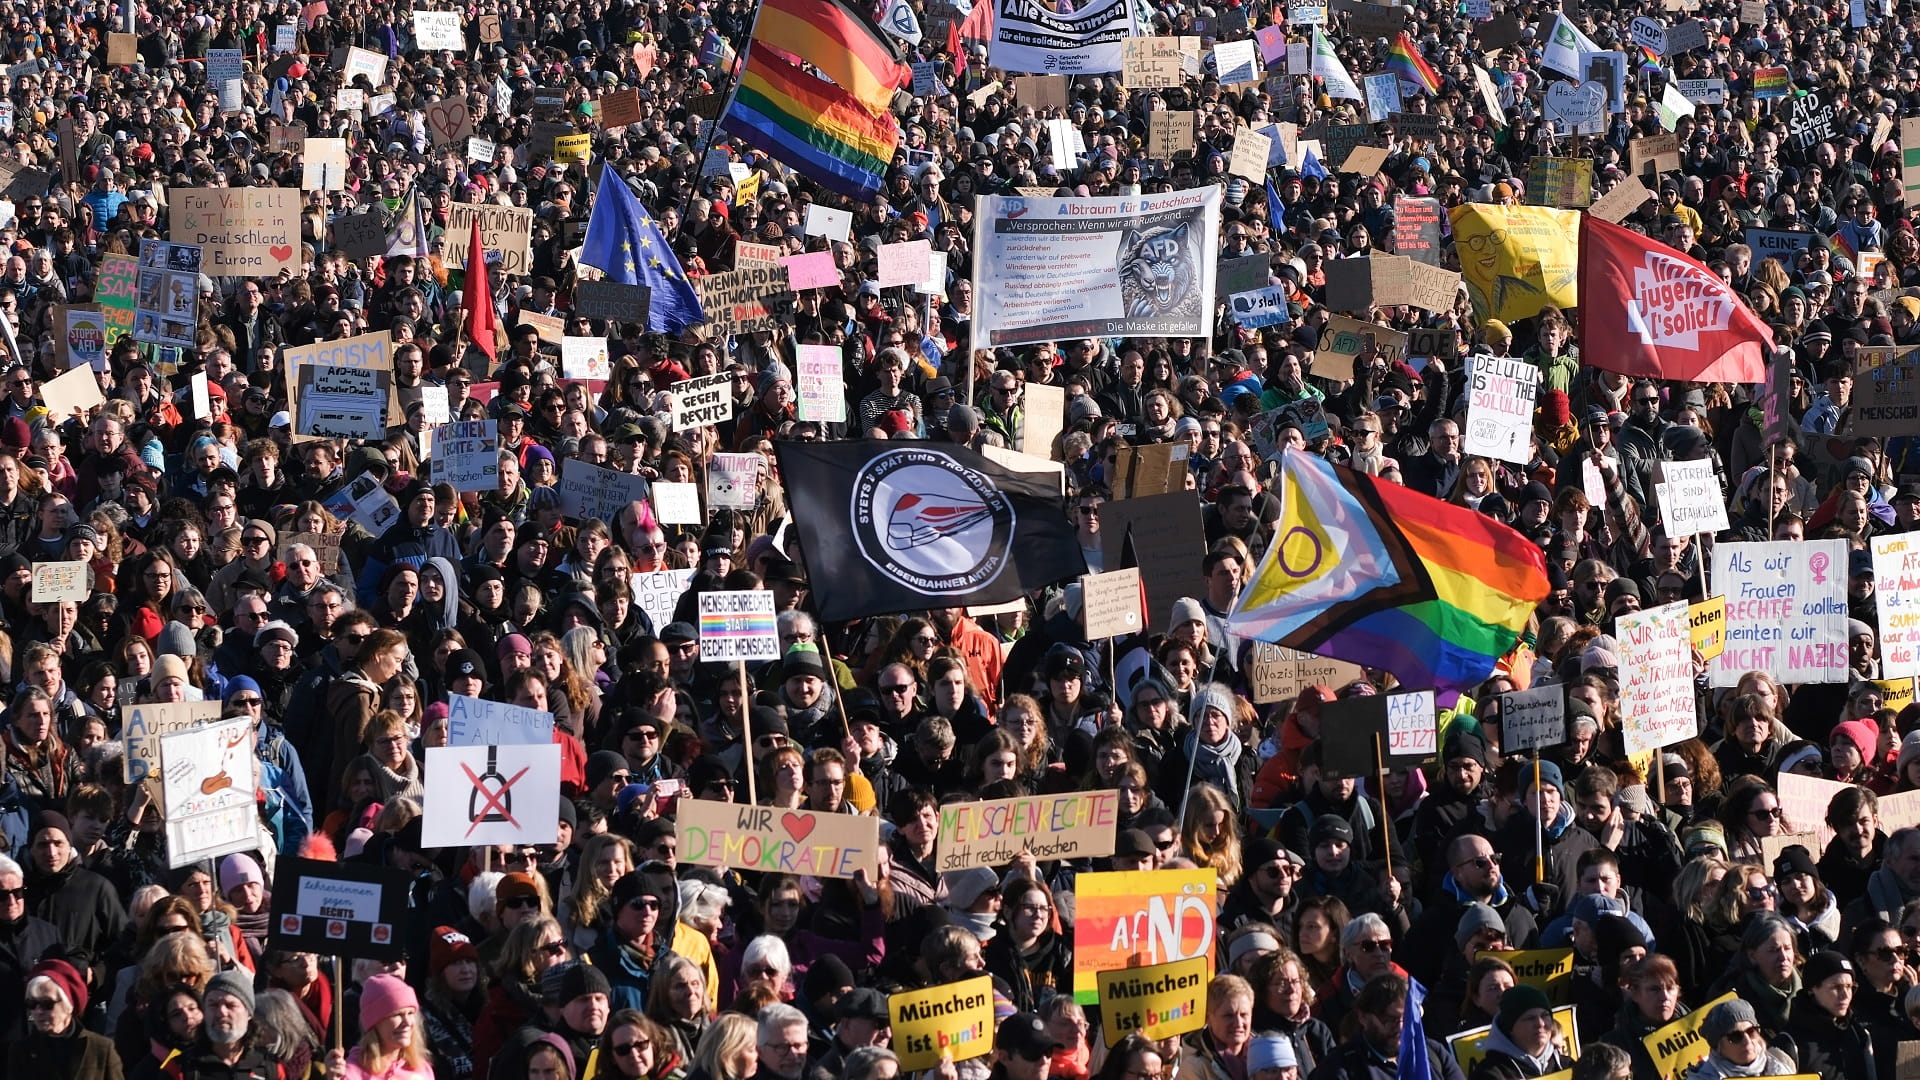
[
  {"xmin": 430, "ymin": 926, "xmax": 480, "ymax": 977},
  {"xmin": 29, "ymin": 957, "xmax": 89, "ymax": 1016}
]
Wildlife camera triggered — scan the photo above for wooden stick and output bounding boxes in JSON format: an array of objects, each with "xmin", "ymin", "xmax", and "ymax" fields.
[
  {"xmin": 332, "ymin": 956, "xmax": 344, "ymax": 1052},
  {"xmin": 1373, "ymin": 732, "xmax": 1393, "ymax": 882},
  {"xmin": 740, "ymin": 663, "xmax": 758, "ymax": 805},
  {"xmin": 1534, "ymin": 753, "xmax": 1546, "ymax": 884}
]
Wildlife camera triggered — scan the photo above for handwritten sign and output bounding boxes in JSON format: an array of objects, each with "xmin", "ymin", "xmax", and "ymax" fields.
[
  {"xmin": 707, "ymin": 453, "xmax": 760, "ymax": 509},
  {"xmin": 1500, "ymin": 685, "xmax": 1566, "ymax": 752},
  {"xmin": 432, "ymin": 420, "xmax": 498, "ymax": 493},
  {"xmin": 1655, "ymin": 459, "xmax": 1730, "ymax": 534},
  {"xmin": 442, "ymin": 202, "xmax": 534, "ymax": 277},
  {"xmin": 30, "ymin": 560, "xmax": 88, "ymax": 603},
  {"xmin": 159, "ymin": 716, "xmax": 258, "ymax": 866},
  {"xmin": 122, "ymin": 701, "xmax": 222, "ymax": 785},
  {"xmin": 936, "ymin": 791, "xmax": 1119, "ymax": 870},
  {"xmin": 632, "ymin": 568, "xmax": 695, "ymax": 630},
  {"xmin": 676, "ymin": 797, "xmax": 881, "ymax": 879},
  {"xmin": 891, "ymin": 976, "xmax": 994, "ymax": 1070},
  {"xmin": 446, "ymin": 693, "xmax": 554, "ymax": 746},
  {"xmin": 1386, "ymin": 689, "xmax": 1437, "ymax": 759},
  {"xmin": 1876, "ymin": 533, "xmax": 1920, "ymax": 679},
  {"xmin": 652, "ymin": 483, "xmax": 702, "ymax": 525},
  {"xmin": 1710, "ymin": 540, "xmax": 1850, "ymax": 686},
  {"xmin": 170, "ymin": 188, "xmax": 301, "ymax": 276},
  {"xmin": 1097, "ymin": 958, "xmax": 1208, "ymax": 1040},
  {"xmin": 668, "ymin": 372, "xmax": 733, "ymax": 430},
  {"xmin": 1245, "ymin": 643, "xmax": 1367, "ymax": 705},
  {"xmin": 877, "ymin": 240, "xmax": 933, "ymax": 288},
  {"xmin": 1618, "ymin": 601, "xmax": 1695, "ymax": 755},
  {"xmin": 1464, "ymin": 356, "xmax": 1541, "ymax": 465},
  {"xmin": 557, "ymin": 458, "xmax": 652, "ymax": 526},
  {"xmin": 1775, "ymin": 773, "xmax": 1851, "ymax": 852},
  {"xmin": 412, "ymin": 10, "xmax": 464, "ymax": 49},
  {"xmin": 1081, "ymin": 568, "xmax": 1144, "ymax": 639},
  {"xmin": 698, "ymin": 590, "xmax": 778, "ymax": 661}
]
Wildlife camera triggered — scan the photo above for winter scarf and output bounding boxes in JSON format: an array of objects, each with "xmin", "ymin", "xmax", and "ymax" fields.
[{"xmin": 1186, "ymin": 728, "xmax": 1245, "ymax": 802}]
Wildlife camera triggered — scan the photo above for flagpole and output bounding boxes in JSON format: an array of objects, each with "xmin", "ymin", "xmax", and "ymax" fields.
[{"xmin": 677, "ymin": 0, "xmax": 769, "ymax": 227}]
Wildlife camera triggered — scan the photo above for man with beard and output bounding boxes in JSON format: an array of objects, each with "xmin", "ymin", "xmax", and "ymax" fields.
[
  {"xmin": 1410, "ymin": 729, "xmax": 1494, "ymax": 885},
  {"xmin": 1221, "ymin": 838, "xmax": 1303, "ymax": 934},
  {"xmin": 164, "ymin": 970, "xmax": 279, "ymax": 1079}
]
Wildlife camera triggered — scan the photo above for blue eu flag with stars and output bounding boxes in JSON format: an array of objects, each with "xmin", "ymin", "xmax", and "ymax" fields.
[{"xmin": 581, "ymin": 165, "xmax": 707, "ymax": 334}]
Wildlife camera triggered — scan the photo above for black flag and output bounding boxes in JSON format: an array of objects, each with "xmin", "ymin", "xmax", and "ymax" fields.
[{"xmin": 774, "ymin": 441, "xmax": 1089, "ymax": 622}]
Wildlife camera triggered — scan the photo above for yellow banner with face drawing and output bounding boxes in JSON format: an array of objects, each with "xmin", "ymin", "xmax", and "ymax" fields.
[{"xmin": 1448, "ymin": 203, "xmax": 1581, "ymax": 324}]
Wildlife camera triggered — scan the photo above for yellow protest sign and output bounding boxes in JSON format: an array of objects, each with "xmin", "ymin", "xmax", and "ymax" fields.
[
  {"xmin": 553, "ymin": 133, "xmax": 591, "ymax": 163},
  {"xmin": 1097, "ymin": 957, "xmax": 1207, "ymax": 1040},
  {"xmin": 1689, "ymin": 596, "xmax": 1727, "ymax": 661},
  {"xmin": 890, "ymin": 976, "xmax": 993, "ymax": 1070},
  {"xmin": 1878, "ymin": 677, "xmax": 1917, "ymax": 713},
  {"xmin": 1644, "ymin": 991, "xmax": 1735, "ymax": 1080},
  {"xmin": 1448, "ymin": 203, "xmax": 1580, "ymax": 324},
  {"xmin": 1450, "ymin": 1006, "xmax": 1580, "ymax": 1076},
  {"xmin": 1477, "ymin": 948, "xmax": 1575, "ymax": 1004}
]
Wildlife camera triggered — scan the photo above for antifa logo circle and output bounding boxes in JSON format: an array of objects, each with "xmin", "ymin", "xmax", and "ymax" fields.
[{"xmin": 851, "ymin": 449, "xmax": 1015, "ymax": 595}]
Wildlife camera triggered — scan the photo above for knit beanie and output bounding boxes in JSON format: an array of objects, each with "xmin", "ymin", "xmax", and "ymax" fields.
[
  {"xmin": 1188, "ymin": 682, "xmax": 1237, "ymax": 729},
  {"xmin": 206, "ymin": 969, "xmax": 255, "ymax": 1016},
  {"xmin": 1495, "ymin": 983, "xmax": 1552, "ymax": 1036},
  {"xmin": 1701, "ymin": 998, "xmax": 1759, "ymax": 1045},
  {"xmin": 359, "ymin": 972, "xmax": 419, "ymax": 1032},
  {"xmin": 28, "ymin": 958, "xmax": 89, "ymax": 1016}
]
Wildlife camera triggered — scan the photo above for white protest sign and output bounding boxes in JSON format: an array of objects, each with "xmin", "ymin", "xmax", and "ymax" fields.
[
  {"xmin": 796, "ymin": 344, "xmax": 846, "ymax": 422},
  {"xmin": 159, "ymin": 716, "xmax": 259, "ymax": 866},
  {"xmin": 669, "ymin": 372, "xmax": 733, "ymax": 430},
  {"xmin": 431, "ymin": 419, "xmax": 497, "ymax": 492},
  {"xmin": 806, "ymin": 204, "xmax": 853, "ymax": 242},
  {"xmin": 1655, "ymin": 459, "xmax": 1730, "ymax": 534},
  {"xmin": 122, "ymin": 701, "xmax": 224, "ymax": 785},
  {"xmin": 446, "ymin": 693, "xmax": 555, "ymax": 746},
  {"xmin": 323, "ymin": 472, "xmax": 402, "ymax": 535},
  {"xmin": 561, "ymin": 336, "xmax": 611, "ymax": 380},
  {"xmin": 1385, "ymin": 689, "xmax": 1437, "ymax": 759},
  {"xmin": 1874, "ymin": 533, "xmax": 1920, "ymax": 679},
  {"xmin": 1499, "ymin": 685, "xmax": 1565, "ymax": 752},
  {"xmin": 422, "ymin": 743, "xmax": 562, "ymax": 848},
  {"xmin": 1617, "ymin": 600, "xmax": 1696, "ymax": 754},
  {"xmin": 652, "ymin": 482, "xmax": 702, "ymax": 525},
  {"xmin": 412, "ymin": 10, "xmax": 464, "ymax": 49},
  {"xmin": 877, "ymin": 240, "xmax": 933, "ymax": 288},
  {"xmin": 698, "ymin": 590, "xmax": 779, "ymax": 661},
  {"xmin": 1710, "ymin": 539, "xmax": 1850, "ymax": 686},
  {"xmin": 31, "ymin": 561, "xmax": 88, "ymax": 602},
  {"xmin": 558, "ymin": 458, "xmax": 652, "ymax": 525},
  {"xmin": 707, "ymin": 452, "xmax": 760, "ymax": 509},
  {"xmin": 1464, "ymin": 356, "xmax": 1540, "ymax": 465},
  {"xmin": 632, "ymin": 568, "xmax": 695, "ymax": 631}
]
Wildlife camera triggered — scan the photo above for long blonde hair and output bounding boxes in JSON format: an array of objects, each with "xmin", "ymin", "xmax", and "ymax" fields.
[
  {"xmin": 1181, "ymin": 783, "xmax": 1244, "ymax": 887},
  {"xmin": 354, "ymin": 1003, "xmax": 429, "ymax": 1074},
  {"xmin": 568, "ymin": 833, "xmax": 635, "ymax": 931},
  {"xmin": 692, "ymin": 1012, "xmax": 759, "ymax": 1080}
]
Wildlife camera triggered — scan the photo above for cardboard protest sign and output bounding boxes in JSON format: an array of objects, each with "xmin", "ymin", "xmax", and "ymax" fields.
[
  {"xmin": 1228, "ymin": 127, "xmax": 1272, "ymax": 181},
  {"xmin": 891, "ymin": 977, "xmax": 994, "ymax": 1070},
  {"xmin": 936, "ymin": 790, "xmax": 1119, "ymax": 871},
  {"xmin": 694, "ymin": 264, "xmax": 791, "ymax": 334},
  {"xmin": 1108, "ymin": 443, "xmax": 1189, "ymax": 498},
  {"xmin": 108, "ymin": 33, "xmax": 138, "ymax": 64},
  {"xmin": 1499, "ymin": 685, "xmax": 1566, "ymax": 752},
  {"xmin": 1245, "ymin": 643, "xmax": 1367, "ymax": 704},
  {"xmin": 422, "ymin": 743, "xmax": 562, "ymax": 848},
  {"xmin": 159, "ymin": 717, "xmax": 258, "ymax": 866},
  {"xmin": 1642, "ymin": 992, "xmax": 1736, "ymax": 1080},
  {"xmin": 31, "ymin": 561, "xmax": 88, "ymax": 603},
  {"xmin": 1709, "ymin": 539, "xmax": 1850, "ymax": 686},
  {"xmin": 1875, "ymin": 533, "xmax": 1920, "ymax": 679},
  {"xmin": 1526, "ymin": 157, "xmax": 1593, "ymax": 207},
  {"xmin": 122, "ymin": 700, "xmax": 222, "ymax": 785},
  {"xmin": 1631, "ymin": 133, "xmax": 1682, "ymax": 177},
  {"xmin": 41, "ymin": 357, "xmax": 108, "ymax": 421},
  {"xmin": 1073, "ymin": 869, "xmax": 1215, "ymax": 1003},
  {"xmin": 1759, "ymin": 831, "xmax": 1822, "ymax": 868},
  {"xmin": 1617, "ymin": 601, "xmax": 1696, "ymax": 755},
  {"xmin": 652, "ymin": 483, "xmax": 702, "ymax": 526},
  {"xmin": 281, "ymin": 531, "xmax": 342, "ymax": 574},
  {"xmin": 1013, "ymin": 74, "xmax": 1070, "ymax": 109},
  {"xmin": 1775, "ymin": 773, "xmax": 1852, "ymax": 852},
  {"xmin": 1100, "ymin": 493, "xmax": 1208, "ymax": 635},
  {"xmin": 1854, "ymin": 346, "xmax": 1920, "ymax": 436},
  {"xmin": 1021, "ymin": 382, "xmax": 1066, "ymax": 460},
  {"xmin": 1689, "ymin": 595, "xmax": 1727, "ymax": 661},
  {"xmin": 1319, "ymin": 314, "xmax": 1408, "ymax": 366},
  {"xmin": 302, "ymin": 137, "xmax": 348, "ymax": 190},
  {"xmin": 631, "ymin": 568, "xmax": 695, "ymax": 630},
  {"xmin": 297, "ymin": 364, "xmax": 389, "ymax": 439},
  {"xmin": 1321, "ymin": 689, "xmax": 1436, "ymax": 774},
  {"xmin": 1098, "ymin": 957, "xmax": 1208, "ymax": 1040},
  {"xmin": 1590, "ymin": 175, "xmax": 1653, "ymax": 224},
  {"xmin": 677, "ymin": 797, "xmax": 882, "ymax": 879},
  {"xmin": 268, "ymin": 857, "xmax": 412, "ymax": 960},
  {"xmin": 706, "ymin": 453, "xmax": 760, "ymax": 509},
  {"xmin": 171, "ymin": 188, "xmax": 301, "ymax": 275},
  {"xmin": 1476, "ymin": 948, "xmax": 1576, "ymax": 1003},
  {"xmin": 442, "ymin": 202, "xmax": 533, "ymax": 277},
  {"xmin": 447, "ymin": 693, "xmax": 555, "ymax": 746},
  {"xmin": 698, "ymin": 590, "xmax": 779, "ymax": 661},
  {"xmin": 1464, "ymin": 356, "xmax": 1541, "ymax": 465},
  {"xmin": 1081, "ymin": 568, "xmax": 1144, "ymax": 639},
  {"xmin": 557, "ymin": 458, "xmax": 652, "ymax": 526},
  {"xmin": 666, "ymin": 372, "xmax": 733, "ymax": 430}
]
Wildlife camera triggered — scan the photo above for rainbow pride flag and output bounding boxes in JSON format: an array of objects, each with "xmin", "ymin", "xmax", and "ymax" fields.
[
  {"xmin": 1230, "ymin": 448, "xmax": 1549, "ymax": 699},
  {"xmin": 1385, "ymin": 32, "xmax": 1441, "ymax": 95},
  {"xmin": 724, "ymin": 48, "xmax": 901, "ymax": 201}
]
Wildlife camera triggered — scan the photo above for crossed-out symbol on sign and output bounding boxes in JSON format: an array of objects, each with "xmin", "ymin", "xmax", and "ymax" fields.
[{"xmin": 463, "ymin": 760, "xmax": 529, "ymax": 837}]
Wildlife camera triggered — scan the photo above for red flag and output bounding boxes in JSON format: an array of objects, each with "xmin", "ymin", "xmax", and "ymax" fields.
[
  {"xmin": 958, "ymin": 0, "xmax": 992, "ymax": 41},
  {"xmin": 461, "ymin": 216, "xmax": 497, "ymax": 364},
  {"xmin": 1577, "ymin": 214, "xmax": 1772, "ymax": 383},
  {"xmin": 948, "ymin": 16, "xmax": 965, "ymax": 76}
]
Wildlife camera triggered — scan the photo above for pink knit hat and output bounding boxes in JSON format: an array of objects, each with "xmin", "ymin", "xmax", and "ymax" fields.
[
  {"xmin": 218, "ymin": 853, "xmax": 264, "ymax": 897},
  {"xmin": 359, "ymin": 973, "xmax": 419, "ymax": 1033},
  {"xmin": 1831, "ymin": 718, "xmax": 1882, "ymax": 765}
]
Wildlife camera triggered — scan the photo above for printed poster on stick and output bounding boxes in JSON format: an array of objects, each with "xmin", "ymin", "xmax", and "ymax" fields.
[
  {"xmin": 159, "ymin": 716, "xmax": 259, "ymax": 866},
  {"xmin": 890, "ymin": 976, "xmax": 995, "ymax": 1070},
  {"xmin": 268, "ymin": 857, "xmax": 412, "ymax": 961},
  {"xmin": 1710, "ymin": 539, "xmax": 1850, "ymax": 686},
  {"xmin": 698, "ymin": 589, "xmax": 778, "ymax": 661},
  {"xmin": 421, "ymin": 743, "xmax": 562, "ymax": 848},
  {"xmin": 972, "ymin": 189, "xmax": 1221, "ymax": 348},
  {"xmin": 935, "ymin": 790, "xmax": 1119, "ymax": 871},
  {"xmin": 989, "ymin": 0, "xmax": 1135, "ymax": 75},
  {"xmin": 1073, "ymin": 868, "xmax": 1217, "ymax": 1003},
  {"xmin": 1617, "ymin": 601, "xmax": 1696, "ymax": 755},
  {"xmin": 676, "ymin": 797, "xmax": 882, "ymax": 879},
  {"xmin": 1098, "ymin": 957, "xmax": 1208, "ymax": 1040}
]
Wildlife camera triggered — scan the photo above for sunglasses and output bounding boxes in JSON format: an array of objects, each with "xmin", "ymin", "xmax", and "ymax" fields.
[
  {"xmin": 627, "ymin": 897, "xmax": 661, "ymax": 911},
  {"xmin": 502, "ymin": 895, "xmax": 541, "ymax": 910},
  {"xmin": 539, "ymin": 941, "xmax": 569, "ymax": 957},
  {"xmin": 615, "ymin": 1039, "xmax": 653, "ymax": 1056}
]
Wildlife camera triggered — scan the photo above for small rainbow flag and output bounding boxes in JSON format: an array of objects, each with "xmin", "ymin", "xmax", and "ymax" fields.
[
  {"xmin": 1230, "ymin": 448, "xmax": 1549, "ymax": 701},
  {"xmin": 1385, "ymin": 32, "xmax": 1441, "ymax": 95},
  {"xmin": 1752, "ymin": 65, "xmax": 1790, "ymax": 99}
]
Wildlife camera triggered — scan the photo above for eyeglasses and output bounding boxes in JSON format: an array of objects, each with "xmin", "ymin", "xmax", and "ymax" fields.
[
  {"xmin": 615, "ymin": 1039, "xmax": 653, "ymax": 1056},
  {"xmin": 539, "ymin": 941, "xmax": 569, "ymax": 957},
  {"xmin": 880, "ymin": 683, "xmax": 914, "ymax": 694},
  {"xmin": 1454, "ymin": 855, "xmax": 1495, "ymax": 871},
  {"xmin": 1750, "ymin": 805, "xmax": 1783, "ymax": 819},
  {"xmin": 503, "ymin": 895, "xmax": 541, "ymax": 910},
  {"xmin": 626, "ymin": 897, "xmax": 661, "ymax": 911},
  {"xmin": 0, "ymin": 886, "xmax": 27, "ymax": 901},
  {"xmin": 1077, "ymin": 505, "xmax": 1100, "ymax": 516}
]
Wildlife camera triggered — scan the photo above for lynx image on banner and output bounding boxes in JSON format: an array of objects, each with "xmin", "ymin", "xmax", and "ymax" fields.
[{"xmin": 971, "ymin": 189, "xmax": 1221, "ymax": 348}]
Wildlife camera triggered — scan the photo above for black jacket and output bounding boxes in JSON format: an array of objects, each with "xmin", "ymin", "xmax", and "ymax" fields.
[
  {"xmin": 1785, "ymin": 993, "xmax": 1879, "ymax": 1080},
  {"xmin": 0, "ymin": 911, "xmax": 60, "ymax": 1038}
]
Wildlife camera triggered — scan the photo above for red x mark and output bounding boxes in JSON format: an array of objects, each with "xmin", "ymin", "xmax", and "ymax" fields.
[{"xmin": 462, "ymin": 762, "xmax": 529, "ymax": 837}]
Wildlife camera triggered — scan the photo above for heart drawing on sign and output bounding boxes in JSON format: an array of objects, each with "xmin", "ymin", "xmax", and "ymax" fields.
[
  {"xmin": 1544, "ymin": 81, "xmax": 1606, "ymax": 131},
  {"xmin": 427, "ymin": 101, "xmax": 470, "ymax": 146},
  {"xmin": 269, "ymin": 244, "xmax": 293, "ymax": 261},
  {"xmin": 781, "ymin": 812, "xmax": 816, "ymax": 843}
]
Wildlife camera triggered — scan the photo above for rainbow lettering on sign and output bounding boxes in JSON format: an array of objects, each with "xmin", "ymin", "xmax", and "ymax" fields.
[{"xmin": 1752, "ymin": 66, "xmax": 1789, "ymax": 99}]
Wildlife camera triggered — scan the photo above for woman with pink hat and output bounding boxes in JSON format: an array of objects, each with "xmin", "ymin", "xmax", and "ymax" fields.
[{"xmin": 328, "ymin": 972, "xmax": 433, "ymax": 1079}]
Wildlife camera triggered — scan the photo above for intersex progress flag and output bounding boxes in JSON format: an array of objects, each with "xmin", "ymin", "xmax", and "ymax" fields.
[{"xmin": 1230, "ymin": 448, "xmax": 1549, "ymax": 699}]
